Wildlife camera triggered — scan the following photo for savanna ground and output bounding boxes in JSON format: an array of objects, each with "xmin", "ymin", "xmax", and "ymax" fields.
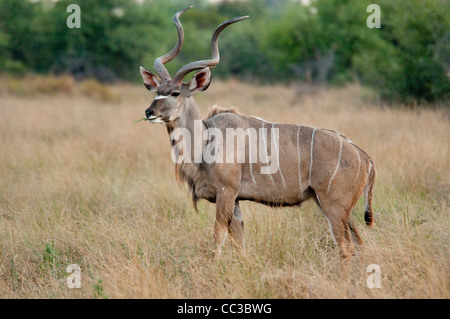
[{"xmin": 0, "ymin": 76, "xmax": 448, "ymax": 298}]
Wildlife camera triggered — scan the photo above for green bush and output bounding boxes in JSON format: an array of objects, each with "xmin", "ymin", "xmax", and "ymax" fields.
[{"xmin": 0, "ymin": 0, "xmax": 448, "ymax": 104}]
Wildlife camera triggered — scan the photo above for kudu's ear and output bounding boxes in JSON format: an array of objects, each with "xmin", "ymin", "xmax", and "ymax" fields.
[
  {"xmin": 188, "ymin": 68, "xmax": 211, "ymax": 93},
  {"xmin": 140, "ymin": 66, "xmax": 161, "ymax": 91}
]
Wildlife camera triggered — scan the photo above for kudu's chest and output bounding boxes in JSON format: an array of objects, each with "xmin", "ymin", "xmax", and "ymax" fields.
[{"xmin": 178, "ymin": 162, "xmax": 217, "ymax": 203}]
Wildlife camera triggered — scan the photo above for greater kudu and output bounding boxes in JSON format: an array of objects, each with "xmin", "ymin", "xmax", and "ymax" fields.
[{"xmin": 139, "ymin": 7, "xmax": 376, "ymax": 261}]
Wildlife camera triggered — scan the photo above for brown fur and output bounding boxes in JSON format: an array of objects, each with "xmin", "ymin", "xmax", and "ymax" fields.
[{"xmin": 141, "ymin": 9, "xmax": 376, "ymax": 263}]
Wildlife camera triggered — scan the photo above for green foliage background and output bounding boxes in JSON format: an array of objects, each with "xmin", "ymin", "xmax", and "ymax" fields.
[{"xmin": 0, "ymin": 0, "xmax": 449, "ymax": 103}]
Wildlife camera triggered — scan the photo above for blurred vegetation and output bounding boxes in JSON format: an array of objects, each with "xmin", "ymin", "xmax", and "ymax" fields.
[{"xmin": 0, "ymin": 0, "xmax": 449, "ymax": 104}]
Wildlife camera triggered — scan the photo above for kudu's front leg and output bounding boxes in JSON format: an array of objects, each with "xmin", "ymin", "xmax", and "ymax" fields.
[{"xmin": 213, "ymin": 190, "xmax": 236, "ymax": 259}]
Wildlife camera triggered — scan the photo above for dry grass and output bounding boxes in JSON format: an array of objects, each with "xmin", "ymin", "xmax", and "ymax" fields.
[
  {"xmin": 0, "ymin": 76, "xmax": 120, "ymax": 103},
  {"xmin": 0, "ymin": 77, "xmax": 448, "ymax": 298}
]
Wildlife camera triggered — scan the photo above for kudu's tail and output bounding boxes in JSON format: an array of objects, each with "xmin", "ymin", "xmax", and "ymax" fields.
[{"xmin": 364, "ymin": 160, "xmax": 376, "ymax": 227}]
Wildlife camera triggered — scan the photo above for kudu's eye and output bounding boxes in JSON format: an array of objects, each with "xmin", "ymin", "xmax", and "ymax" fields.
[{"xmin": 171, "ymin": 91, "xmax": 180, "ymax": 97}]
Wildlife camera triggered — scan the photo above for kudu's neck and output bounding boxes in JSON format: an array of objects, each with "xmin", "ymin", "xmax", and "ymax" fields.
[
  {"xmin": 166, "ymin": 96, "xmax": 205, "ymax": 165},
  {"xmin": 175, "ymin": 96, "xmax": 202, "ymax": 132}
]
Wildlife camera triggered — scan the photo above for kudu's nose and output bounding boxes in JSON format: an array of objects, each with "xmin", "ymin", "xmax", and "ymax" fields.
[{"xmin": 145, "ymin": 108, "xmax": 153, "ymax": 119}]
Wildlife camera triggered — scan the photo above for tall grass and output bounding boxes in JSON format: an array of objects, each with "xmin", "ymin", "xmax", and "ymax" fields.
[{"xmin": 0, "ymin": 77, "xmax": 448, "ymax": 298}]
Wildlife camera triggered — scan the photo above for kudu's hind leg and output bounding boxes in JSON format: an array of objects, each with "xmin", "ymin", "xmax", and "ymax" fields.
[
  {"xmin": 343, "ymin": 220, "xmax": 355, "ymax": 257},
  {"xmin": 315, "ymin": 195, "xmax": 351, "ymax": 261},
  {"xmin": 228, "ymin": 201, "xmax": 245, "ymax": 253},
  {"xmin": 348, "ymin": 219, "xmax": 364, "ymax": 247},
  {"xmin": 328, "ymin": 215, "xmax": 350, "ymax": 261}
]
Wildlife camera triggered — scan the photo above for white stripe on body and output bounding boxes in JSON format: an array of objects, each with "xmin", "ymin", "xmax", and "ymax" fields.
[
  {"xmin": 297, "ymin": 125, "xmax": 302, "ymax": 191},
  {"xmin": 247, "ymin": 119, "xmax": 256, "ymax": 184},
  {"xmin": 261, "ymin": 123, "xmax": 275, "ymax": 185},
  {"xmin": 348, "ymin": 140, "xmax": 361, "ymax": 186},
  {"xmin": 327, "ymin": 134, "xmax": 343, "ymax": 193},
  {"xmin": 251, "ymin": 116, "xmax": 269, "ymax": 122},
  {"xmin": 309, "ymin": 128, "xmax": 316, "ymax": 186},
  {"xmin": 272, "ymin": 123, "xmax": 286, "ymax": 188}
]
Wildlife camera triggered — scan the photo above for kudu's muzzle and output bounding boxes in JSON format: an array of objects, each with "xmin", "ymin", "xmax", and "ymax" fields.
[{"xmin": 145, "ymin": 107, "xmax": 154, "ymax": 119}]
